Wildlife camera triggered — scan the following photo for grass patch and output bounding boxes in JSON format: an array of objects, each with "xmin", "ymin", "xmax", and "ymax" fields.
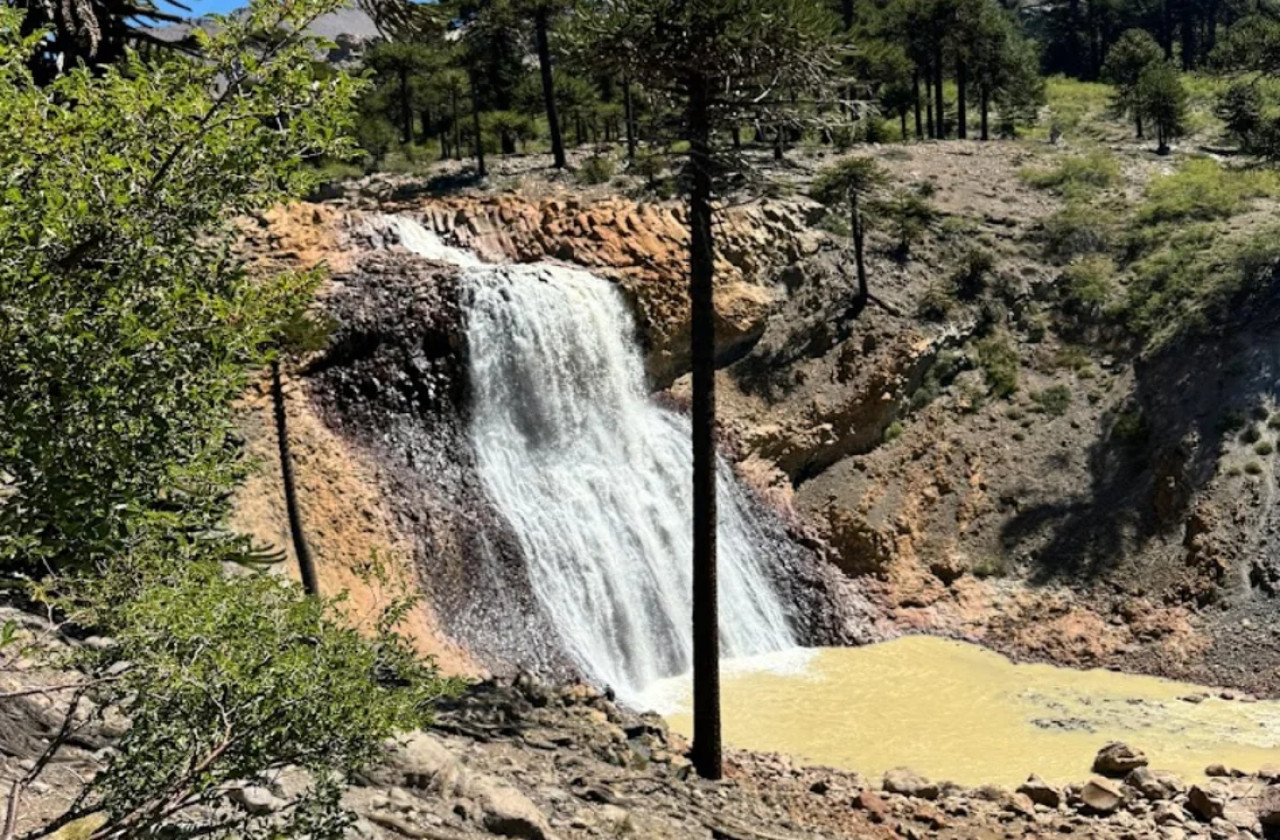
[
  {"xmin": 1245, "ymin": 460, "xmax": 1265, "ymax": 475},
  {"xmin": 972, "ymin": 554, "xmax": 1012, "ymax": 578},
  {"xmin": 1032, "ymin": 385, "xmax": 1074, "ymax": 416},
  {"xmin": 1137, "ymin": 158, "xmax": 1280, "ymax": 225},
  {"xmin": 1043, "ymin": 201, "xmax": 1120, "ymax": 263},
  {"xmin": 883, "ymin": 421, "xmax": 905, "ymax": 442},
  {"xmin": 1042, "ymin": 76, "xmax": 1114, "ymax": 138},
  {"xmin": 1020, "ymin": 150, "xmax": 1121, "ymax": 197},
  {"xmin": 1256, "ymin": 440, "xmax": 1275, "ymax": 456}
]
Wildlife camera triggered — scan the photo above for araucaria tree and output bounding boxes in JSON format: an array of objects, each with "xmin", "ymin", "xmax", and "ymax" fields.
[
  {"xmin": 1100, "ymin": 28, "xmax": 1163, "ymax": 138},
  {"xmin": 811, "ymin": 157, "xmax": 889, "ymax": 311},
  {"xmin": 1136, "ymin": 60, "xmax": 1187, "ymax": 154},
  {"xmin": 576, "ymin": 0, "xmax": 844, "ymax": 779}
]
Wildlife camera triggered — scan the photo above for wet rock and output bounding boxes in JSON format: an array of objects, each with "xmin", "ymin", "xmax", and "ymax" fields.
[
  {"xmin": 1189, "ymin": 783, "xmax": 1228, "ymax": 822},
  {"xmin": 1127, "ymin": 767, "xmax": 1185, "ymax": 801},
  {"xmin": 1093, "ymin": 742, "xmax": 1149, "ymax": 777},
  {"xmin": 1206, "ymin": 764, "xmax": 1247, "ymax": 778},
  {"xmin": 883, "ymin": 767, "xmax": 940, "ymax": 800},
  {"xmin": 1017, "ymin": 774, "xmax": 1062, "ymax": 809},
  {"xmin": 1081, "ymin": 777, "xmax": 1125, "ymax": 814}
]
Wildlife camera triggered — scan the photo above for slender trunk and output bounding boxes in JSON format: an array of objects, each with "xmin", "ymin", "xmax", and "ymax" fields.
[
  {"xmin": 271, "ymin": 361, "xmax": 318, "ymax": 597},
  {"xmin": 623, "ymin": 79, "xmax": 637, "ymax": 159},
  {"xmin": 900, "ymin": 110, "xmax": 908, "ymax": 141},
  {"xmin": 687, "ymin": 70, "xmax": 721, "ymax": 783},
  {"xmin": 1161, "ymin": 0, "xmax": 1173, "ymax": 59},
  {"xmin": 469, "ymin": 71, "xmax": 486, "ymax": 178},
  {"xmin": 841, "ymin": 0, "xmax": 854, "ymax": 30},
  {"xmin": 980, "ymin": 83, "xmax": 989, "ymax": 141},
  {"xmin": 956, "ymin": 58, "xmax": 967, "ymax": 139},
  {"xmin": 398, "ymin": 66, "xmax": 412, "ymax": 145},
  {"xmin": 913, "ymin": 68, "xmax": 923, "ymax": 139},
  {"xmin": 439, "ymin": 125, "xmax": 450, "ymax": 160},
  {"xmin": 452, "ymin": 89, "xmax": 462, "ymax": 160},
  {"xmin": 773, "ymin": 124, "xmax": 784, "ymax": 160},
  {"xmin": 933, "ymin": 56, "xmax": 945, "ymax": 139},
  {"xmin": 1135, "ymin": 112, "xmax": 1143, "ymax": 139},
  {"xmin": 731, "ymin": 124, "xmax": 741, "ymax": 149},
  {"xmin": 534, "ymin": 9, "xmax": 566, "ymax": 169},
  {"xmin": 851, "ymin": 191, "xmax": 868, "ymax": 306},
  {"xmin": 420, "ymin": 107, "xmax": 431, "ymax": 145},
  {"xmin": 925, "ymin": 71, "xmax": 935, "ymax": 139}
]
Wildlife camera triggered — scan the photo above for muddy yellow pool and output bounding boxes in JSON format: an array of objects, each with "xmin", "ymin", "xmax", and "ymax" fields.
[{"xmin": 642, "ymin": 636, "xmax": 1280, "ymax": 787}]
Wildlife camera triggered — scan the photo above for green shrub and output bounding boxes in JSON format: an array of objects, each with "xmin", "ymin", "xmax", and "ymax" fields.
[
  {"xmin": 875, "ymin": 189, "xmax": 936, "ymax": 256},
  {"xmin": 1217, "ymin": 82, "xmax": 1265, "ymax": 148},
  {"xmin": 1032, "ymin": 385, "xmax": 1074, "ymax": 416},
  {"xmin": 1043, "ymin": 201, "xmax": 1116, "ymax": 262},
  {"xmin": 1113, "ymin": 405, "xmax": 1149, "ymax": 445},
  {"xmin": 1020, "ymin": 151, "xmax": 1121, "ymax": 196},
  {"xmin": 884, "ymin": 421, "xmax": 905, "ymax": 442},
  {"xmin": 1060, "ymin": 254, "xmax": 1116, "ymax": 318},
  {"xmin": 972, "ymin": 554, "xmax": 1011, "ymax": 578},
  {"xmin": 976, "ymin": 332, "xmax": 1020, "ymax": 398},
  {"xmin": 629, "ymin": 149, "xmax": 666, "ymax": 188},
  {"xmin": 952, "ymin": 247, "xmax": 996, "ymax": 299},
  {"xmin": 1137, "ymin": 158, "xmax": 1280, "ymax": 225},
  {"xmin": 917, "ymin": 283, "xmax": 954, "ymax": 321},
  {"xmin": 1246, "ymin": 460, "xmax": 1265, "ymax": 475},
  {"xmin": 1256, "ymin": 440, "xmax": 1275, "ymax": 455},
  {"xmin": 577, "ymin": 154, "xmax": 617, "ymax": 185},
  {"xmin": 1243, "ymin": 424, "xmax": 1263, "ymax": 444}
]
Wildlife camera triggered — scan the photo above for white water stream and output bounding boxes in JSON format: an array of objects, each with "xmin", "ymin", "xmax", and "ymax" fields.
[{"xmin": 381, "ymin": 215, "xmax": 795, "ymax": 702}]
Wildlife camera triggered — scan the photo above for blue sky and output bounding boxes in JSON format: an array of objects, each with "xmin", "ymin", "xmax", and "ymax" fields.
[{"xmin": 173, "ymin": 0, "xmax": 243, "ymax": 16}]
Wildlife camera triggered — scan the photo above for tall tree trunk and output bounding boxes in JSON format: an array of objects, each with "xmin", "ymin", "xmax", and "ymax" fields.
[
  {"xmin": 925, "ymin": 71, "xmax": 935, "ymax": 139},
  {"xmin": 452, "ymin": 89, "xmax": 462, "ymax": 161},
  {"xmin": 841, "ymin": 0, "xmax": 854, "ymax": 30},
  {"xmin": 956, "ymin": 58, "xmax": 968, "ymax": 139},
  {"xmin": 980, "ymin": 83, "xmax": 989, "ymax": 141},
  {"xmin": 469, "ymin": 71, "xmax": 486, "ymax": 178},
  {"xmin": 271, "ymin": 361, "xmax": 318, "ymax": 597},
  {"xmin": 687, "ymin": 70, "xmax": 721, "ymax": 783},
  {"xmin": 851, "ymin": 191, "xmax": 868, "ymax": 307},
  {"xmin": 534, "ymin": 8, "xmax": 566, "ymax": 169},
  {"xmin": 731, "ymin": 124, "xmax": 741, "ymax": 149},
  {"xmin": 900, "ymin": 110, "xmax": 908, "ymax": 141},
  {"xmin": 1161, "ymin": 0, "xmax": 1173, "ymax": 59},
  {"xmin": 1135, "ymin": 112, "xmax": 1144, "ymax": 139},
  {"xmin": 934, "ymin": 57, "xmax": 945, "ymax": 139},
  {"xmin": 773, "ymin": 124, "xmax": 784, "ymax": 160},
  {"xmin": 623, "ymin": 78, "xmax": 638, "ymax": 159},
  {"xmin": 913, "ymin": 68, "xmax": 924, "ymax": 139},
  {"xmin": 398, "ymin": 66, "xmax": 412, "ymax": 145},
  {"xmin": 420, "ymin": 107, "xmax": 431, "ymax": 146}
]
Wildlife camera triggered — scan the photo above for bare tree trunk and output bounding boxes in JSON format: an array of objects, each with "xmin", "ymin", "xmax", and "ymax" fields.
[
  {"xmin": 469, "ymin": 70, "xmax": 486, "ymax": 178},
  {"xmin": 980, "ymin": 83, "xmax": 989, "ymax": 141},
  {"xmin": 925, "ymin": 71, "xmax": 935, "ymax": 139},
  {"xmin": 913, "ymin": 68, "xmax": 923, "ymax": 139},
  {"xmin": 956, "ymin": 58, "xmax": 968, "ymax": 139},
  {"xmin": 841, "ymin": 0, "xmax": 854, "ymax": 30},
  {"xmin": 452, "ymin": 89, "xmax": 462, "ymax": 160},
  {"xmin": 534, "ymin": 8, "xmax": 566, "ymax": 169},
  {"xmin": 271, "ymin": 361, "xmax": 318, "ymax": 597},
  {"xmin": 398, "ymin": 66, "xmax": 412, "ymax": 145},
  {"xmin": 851, "ymin": 191, "xmax": 868, "ymax": 307},
  {"xmin": 933, "ymin": 56, "xmax": 945, "ymax": 139},
  {"xmin": 623, "ymin": 78, "xmax": 638, "ymax": 159},
  {"xmin": 687, "ymin": 70, "xmax": 721, "ymax": 782}
]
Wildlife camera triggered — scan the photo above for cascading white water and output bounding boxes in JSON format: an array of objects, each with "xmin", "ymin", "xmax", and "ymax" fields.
[{"xmin": 381, "ymin": 215, "xmax": 795, "ymax": 702}]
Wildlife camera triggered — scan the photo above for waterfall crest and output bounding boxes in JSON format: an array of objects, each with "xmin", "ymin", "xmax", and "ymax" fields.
[{"xmin": 383, "ymin": 214, "xmax": 795, "ymax": 702}]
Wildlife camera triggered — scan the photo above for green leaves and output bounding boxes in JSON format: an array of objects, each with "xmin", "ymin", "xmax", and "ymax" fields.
[{"xmin": 0, "ymin": 0, "xmax": 361, "ymax": 577}]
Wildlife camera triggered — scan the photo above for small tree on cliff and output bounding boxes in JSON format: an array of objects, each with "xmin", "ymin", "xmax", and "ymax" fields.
[
  {"xmin": 811, "ymin": 157, "xmax": 888, "ymax": 312},
  {"xmin": 572, "ymin": 0, "xmax": 845, "ymax": 780}
]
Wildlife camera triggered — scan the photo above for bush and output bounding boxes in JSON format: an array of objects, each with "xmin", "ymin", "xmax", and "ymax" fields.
[
  {"xmin": 1043, "ymin": 201, "xmax": 1116, "ymax": 262},
  {"xmin": 972, "ymin": 554, "xmax": 1011, "ymax": 578},
  {"xmin": 917, "ymin": 283, "xmax": 954, "ymax": 321},
  {"xmin": 577, "ymin": 154, "xmax": 617, "ymax": 185},
  {"xmin": 884, "ymin": 421, "xmax": 905, "ymax": 442},
  {"xmin": 1061, "ymin": 254, "xmax": 1116, "ymax": 319},
  {"xmin": 1112, "ymin": 405, "xmax": 1149, "ymax": 445},
  {"xmin": 875, "ymin": 189, "xmax": 936, "ymax": 256},
  {"xmin": 45, "ymin": 556, "xmax": 460, "ymax": 840},
  {"xmin": 629, "ymin": 149, "xmax": 666, "ymax": 188},
  {"xmin": 1020, "ymin": 151, "xmax": 1120, "ymax": 196},
  {"xmin": 1032, "ymin": 385, "xmax": 1074, "ymax": 416},
  {"xmin": 1245, "ymin": 460, "xmax": 1265, "ymax": 475},
  {"xmin": 952, "ymin": 247, "xmax": 996, "ymax": 299},
  {"xmin": 1256, "ymin": 440, "xmax": 1275, "ymax": 456},
  {"xmin": 1137, "ymin": 158, "xmax": 1280, "ymax": 225},
  {"xmin": 976, "ymin": 332, "xmax": 1020, "ymax": 398},
  {"xmin": 1217, "ymin": 82, "xmax": 1265, "ymax": 148}
]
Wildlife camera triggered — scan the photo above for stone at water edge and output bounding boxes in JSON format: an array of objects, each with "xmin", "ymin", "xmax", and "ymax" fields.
[
  {"xmin": 1187, "ymin": 783, "xmax": 1228, "ymax": 822},
  {"xmin": 1016, "ymin": 774, "xmax": 1061, "ymax": 809},
  {"xmin": 1080, "ymin": 777, "xmax": 1125, "ymax": 814},
  {"xmin": 1092, "ymin": 741, "xmax": 1149, "ymax": 777},
  {"xmin": 882, "ymin": 767, "xmax": 940, "ymax": 800},
  {"xmin": 1126, "ymin": 767, "xmax": 1185, "ymax": 802},
  {"xmin": 1257, "ymin": 786, "xmax": 1280, "ymax": 827}
]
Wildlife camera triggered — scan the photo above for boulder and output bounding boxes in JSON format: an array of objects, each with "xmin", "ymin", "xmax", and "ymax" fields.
[
  {"xmin": 1188, "ymin": 783, "xmax": 1228, "ymax": 822},
  {"xmin": 852, "ymin": 789, "xmax": 890, "ymax": 823},
  {"xmin": 1080, "ymin": 777, "xmax": 1125, "ymax": 814},
  {"xmin": 229, "ymin": 785, "xmax": 284, "ymax": 815},
  {"xmin": 1092, "ymin": 742, "xmax": 1149, "ymax": 777},
  {"xmin": 1016, "ymin": 774, "xmax": 1062, "ymax": 809},
  {"xmin": 1257, "ymin": 786, "xmax": 1280, "ymax": 827},
  {"xmin": 1126, "ymin": 767, "xmax": 1185, "ymax": 801},
  {"xmin": 883, "ymin": 767, "xmax": 940, "ymax": 800}
]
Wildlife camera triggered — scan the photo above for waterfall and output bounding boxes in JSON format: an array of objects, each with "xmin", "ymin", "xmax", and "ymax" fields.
[{"xmin": 382, "ymin": 215, "xmax": 795, "ymax": 702}]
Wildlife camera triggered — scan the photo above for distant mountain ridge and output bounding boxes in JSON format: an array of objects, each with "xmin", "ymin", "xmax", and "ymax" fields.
[{"xmin": 144, "ymin": 1, "xmax": 382, "ymax": 63}]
